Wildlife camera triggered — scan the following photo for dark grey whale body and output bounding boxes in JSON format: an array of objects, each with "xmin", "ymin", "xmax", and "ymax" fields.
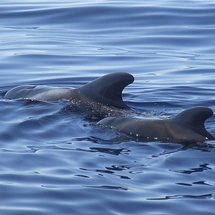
[
  {"xmin": 98, "ymin": 106, "xmax": 215, "ymax": 143},
  {"xmin": 4, "ymin": 72, "xmax": 134, "ymax": 109}
]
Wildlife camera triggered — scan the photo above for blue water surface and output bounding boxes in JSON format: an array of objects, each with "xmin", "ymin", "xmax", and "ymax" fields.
[{"xmin": 1, "ymin": 0, "xmax": 215, "ymax": 214}]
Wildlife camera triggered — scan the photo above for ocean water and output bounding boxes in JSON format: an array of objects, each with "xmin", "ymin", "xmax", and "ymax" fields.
[{"xmin": 1, "ymin": 0, "xmax": 215, "ymax": 214}]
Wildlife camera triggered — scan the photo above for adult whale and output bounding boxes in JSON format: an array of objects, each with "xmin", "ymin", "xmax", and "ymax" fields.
[
  {"xmin": 98, "ymin": 106, "xmax": 215, "ymax": 143},
  {"xmin": 4, "ymin": 72, "xmax": 134, "ymax": 109}
]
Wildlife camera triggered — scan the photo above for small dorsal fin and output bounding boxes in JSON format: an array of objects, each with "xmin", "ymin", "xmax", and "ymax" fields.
[
  {"xmin": 171, "ymin": 106, "xmax": 215, "ymax": 140},
  {"xmin": 78, "ymin": 72, "xmax": 134, "ymax": 108}
]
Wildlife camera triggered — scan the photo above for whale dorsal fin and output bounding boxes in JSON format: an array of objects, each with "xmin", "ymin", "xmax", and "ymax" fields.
[
  {"xmin": 171, "ymin": 106, "xmax": 215, "ymax": 140},
  {"xmin": 78, "ymin": 72, "xmax": 134, "ymax": 109}
]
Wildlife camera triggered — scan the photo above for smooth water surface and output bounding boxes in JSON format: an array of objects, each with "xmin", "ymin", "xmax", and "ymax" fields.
[{"xmin": 1, "ymin": 0, "xmax": 215, "ymax": 214}]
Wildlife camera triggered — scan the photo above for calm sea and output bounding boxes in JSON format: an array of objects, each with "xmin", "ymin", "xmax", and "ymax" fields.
[{"xmin": 1, "ymin": 0, "xmax": 215, "ymax": 214}]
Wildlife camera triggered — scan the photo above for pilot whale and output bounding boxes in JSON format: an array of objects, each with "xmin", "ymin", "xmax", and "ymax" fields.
[
  {"xmin": 5, "ymin": 72, "xmax": 215, "ymax": 143},
  {"xmin": 98, "ymin": 106, "xmax": 215, "ymax": 143},
  {"xmin": 4, "ymin": 72, "xmax": 134, "ymax": 109}
]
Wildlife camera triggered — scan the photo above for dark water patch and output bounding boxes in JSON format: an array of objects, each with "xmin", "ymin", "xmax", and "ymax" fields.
[
  {"xmin": 177, "ymin": 180, "xmax": 213, "ymax": 187},
  {"xmin": 170, "ymin": 163, "xmax": 212, "ymax": 175},
  {"xmin": 148, "ymin": 193, "xmax": 215, "ymax": 200},
  {"xmin": 86, "ymin": 185, "xmax": 129, "ymax": 190}
]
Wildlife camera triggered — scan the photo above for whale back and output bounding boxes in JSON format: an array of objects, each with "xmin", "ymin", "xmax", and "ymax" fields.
[
  {"xmin": 4, "ymin": 85, "xmax": 74, "ymax": 101},
  {"xmin": 78, "ymin": 72, "xmax": 134, "ymax": 109},
  {"xmin": 4, "ymin": 72, "xmax": 134, "ymax": 109},
  {"xmin": 98, "ymin": 106, "xmax": 215, "ymax": 143},
  {"xmin": 170, "ymin": 106, "xmax": 215, "ymax": 140}
]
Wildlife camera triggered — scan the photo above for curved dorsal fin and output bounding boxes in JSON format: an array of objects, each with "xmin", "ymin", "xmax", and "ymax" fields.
[
  {"xmin": 171, "ymin": 106, "xmax": 215, "ymax": 140},
  {"xmin": 78, "ymin": 72, "xmax": 134, "ymax": 108}
]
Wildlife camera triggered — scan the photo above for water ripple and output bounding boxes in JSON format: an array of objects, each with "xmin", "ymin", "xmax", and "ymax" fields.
[{"xmin": 1, "ymin": 0, "xmax": 215, "ymax": 214}]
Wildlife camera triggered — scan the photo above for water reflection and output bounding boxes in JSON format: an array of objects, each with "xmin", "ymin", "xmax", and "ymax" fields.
[{"xmin": 171, "ymin": 163, "xmax": 212, "ymax": 174}]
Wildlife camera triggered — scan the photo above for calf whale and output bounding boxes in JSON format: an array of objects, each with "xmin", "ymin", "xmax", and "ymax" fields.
[
  {"xmin": 4, "ymin": 72, "xmax": 134, "ymax": 109},
  {"xmin": 98, "ymin": 106, "xmax": 215, "ymax": 143}
]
